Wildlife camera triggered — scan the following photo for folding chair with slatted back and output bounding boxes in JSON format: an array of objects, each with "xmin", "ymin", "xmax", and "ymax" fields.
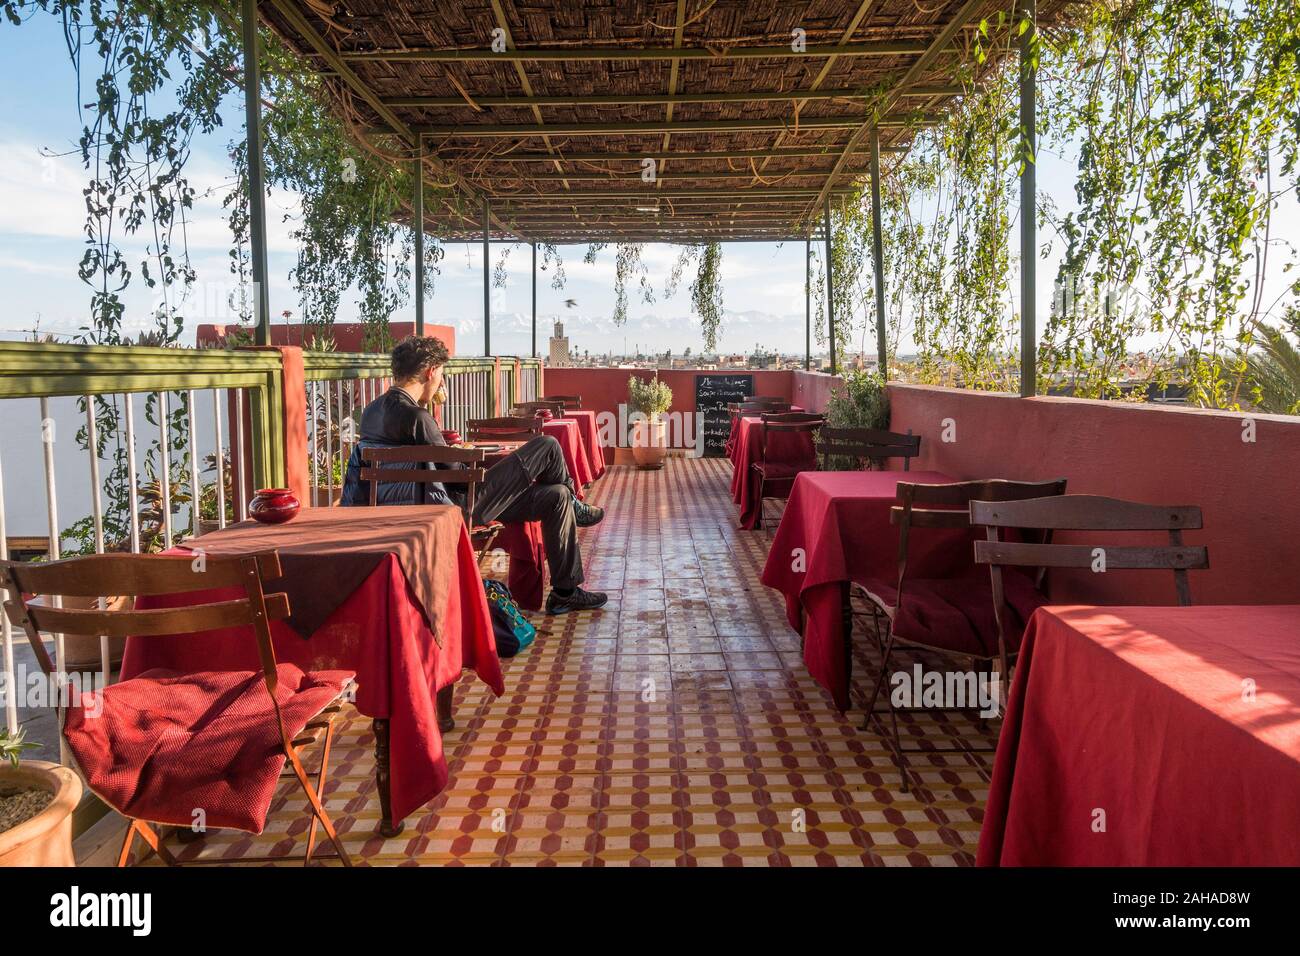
[
  {"xmin": 541, "ymin": 394, "xmax": 582, "ymax": 410},
  {"xmin": 852, "ymin": 478, "xmax": 1068, "ymax": 791},
  {"xmin": 360, "ymin": 444, "xmax": 502, "ymax": 564},
  {"xmin": 817, "ymin": 426, "xmax": 920, "ymax": 471},
  {"xmin": 971, "ymin": 494, "xmax": 1209, "ymax": 646},
  {"xmin": 0, "ymin": 551, "xmax": 354, "ymax": 867},
  {"xmin": 513, "ymin": 399, "xmax": 565, "ymax": 419},
  {"xmin": 750, "ymin": 413, "xmax": 825, "ymax": 529},
  {"xmin": 466, "ymin": 415, "xmax": 543, "ymax": 443}
]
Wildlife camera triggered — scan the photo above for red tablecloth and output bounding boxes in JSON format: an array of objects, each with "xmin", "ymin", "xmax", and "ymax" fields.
[
  {"xmin": 495, "ymin": 520, "xmax": 546, "ymax": 611},
  {"xmin": 122, "ymin": 516, "xmax": 503, "ymax": 828},
  {"xmin": 725, "ymin": 406, "xmax": 804, "ymax": 468},
  {"xmin": 760, "ymin": 470, "xmax": 964, "ymax": 710},
  {"xmin": 543, "ymin": 418, "xmax": 593, "ymax": 498},
  {"xmin": 978, "ymin": 604, "xmax": 1300, "ymax": 866},
  {"xmin": 729, "ymin": 415, "xmax": 817, "ymax": 529},
  {"xmin": 564, "ymin": 410, "xmax": 606, "ymax": 482}
]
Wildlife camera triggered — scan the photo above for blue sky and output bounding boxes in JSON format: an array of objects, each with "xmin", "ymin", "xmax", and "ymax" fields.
[{"xmin": 1, "ymin": 13, "xmax": 1293, "ymax": 359}]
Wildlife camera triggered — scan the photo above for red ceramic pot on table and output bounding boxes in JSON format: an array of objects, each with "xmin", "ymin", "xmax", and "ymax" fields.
[{"xmin": 249, "ymin": 488, "xmax": 300, "ymax": 524}]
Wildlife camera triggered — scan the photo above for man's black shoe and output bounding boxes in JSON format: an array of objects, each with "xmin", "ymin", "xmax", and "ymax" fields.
[
  {"xmin": 546, "ymin": 587, "xmax": 609, "ymax": 614},
  {"xmin": 573, "ymin": 497, "xmax": 605, "ymax": 528}
]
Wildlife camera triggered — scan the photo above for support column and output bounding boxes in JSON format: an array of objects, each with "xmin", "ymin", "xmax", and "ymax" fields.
[
  {"xmin": 413, "ymin": 145, "xmax": 425, "ymax": 336},
  {"xmin": 1019, "ymin": 0, "xmax": 1038, "ymax": 397},
  {"xmin": 824, "ymin": 199, "xmax": 837, "ymax": 376},
  {"xmin": 531, "ymin": 241, "xmax": 537, "ymax": 358},
  {"xmin": 804, "ymin": 237, "xmax": 811, "ymax": 372},
  {"xmin": 483, "ymin": 197, "xmax": 491, "ymax": 357},
  {"xmin": 869, "ymin": 127, "xmax": 888, "ymax": 378},
  {"xmin": 241, "ymin": 0, "xmax": 271, "ymax": 346}
]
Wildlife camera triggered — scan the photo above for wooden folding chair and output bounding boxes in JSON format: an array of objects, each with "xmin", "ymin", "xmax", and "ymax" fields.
[
  {"xmin": 360, "ymin": 444, "xmax": 502, "ymax": 564},
  {"xmin": 467, "ymin": 415, "xmax": 543, "ymax": 443},
  {"xmin": 972, "ymin": 493, "xmax": 1209, "ymax": 627},
  {"xmin": 541, "ymin": 394, "xmax": 582, "ymax": 410},
  {"xmin": 852, "ymin": 478, "xmax": 1068, "ymax": 791},
  {"xmin": 817, "ymin": 426, "xmax": 921, "ymax": 471},
  {"xmin": 750, "ymin": 413, "xmax": 824, "ymax": 529},
  {"xmin": 0, "ymin": 551, "xmax": 353, "ymax": 867}
]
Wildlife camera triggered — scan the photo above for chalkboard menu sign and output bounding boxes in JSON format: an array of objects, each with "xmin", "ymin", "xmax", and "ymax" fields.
[{"xmin": 696, "ymin": 374, "xmax": 753, "ymax": 458}]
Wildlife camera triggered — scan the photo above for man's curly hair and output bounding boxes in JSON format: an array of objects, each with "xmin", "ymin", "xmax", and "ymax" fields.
[{"xmin": 391, "ymin": 335, "xmax": 450, "ymax": 381}]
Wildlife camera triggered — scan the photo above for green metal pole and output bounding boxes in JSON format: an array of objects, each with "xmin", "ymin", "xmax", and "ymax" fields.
[
  {"xmin": 241, "ymin": 0, "xmax": 271, "ymax": 346},
  {"xmin": 483, "ymin": 197, "xmax": 491, "ymax": 357},
  {"xmin": 414, "ymin": 148, "xmax": 425, "ymax": 336},
  {"xmin": 804, "ymin": 237, "xmax": 811, "ymax": 371},
  {"xmin": 824, "ymin": 199, "xmax": 836, "ymax": 376},
  {"xmin": 1019, "ymin": 0, "xmax": 1037, "ymax": 397},
  {"xmin": 869, "ymin": 127, "xmax": 888, "ymax": 378},
  {"xmin": 531, "ymin": 241, "xmax": 537, "ymax": 358}
]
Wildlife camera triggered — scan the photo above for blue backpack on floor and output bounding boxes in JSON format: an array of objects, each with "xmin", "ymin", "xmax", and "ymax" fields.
[{"xmin": 484, "ymin": 580, "xmax": 536, "ymax": 657}]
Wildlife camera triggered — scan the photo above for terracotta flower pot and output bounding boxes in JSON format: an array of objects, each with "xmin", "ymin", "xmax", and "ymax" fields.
[
  {"xmin": 0, "ymin": 760, "xmax": 82, "ymax": 867},
  {"xmin": 631, "ymin": 418, "xmax": 668, "ymax": 470},
  {"xmin": 249, "ymin": 488, "xmax": 301, "ymax": 524}
]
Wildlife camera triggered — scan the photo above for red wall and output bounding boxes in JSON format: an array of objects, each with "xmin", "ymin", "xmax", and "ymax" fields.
[
  {"xmin": 792, "ymin": 369, "xmax": 842, "ymax": 414},
  {"xmin": 196, "ymin": 322, "xmax": 457, "ymax": 355},
  {"xmin": 887, "ymin": 383, "xmax": 1300, "ymax": 607},
  {"xmin": 543, "ymin": 367, "xmax": 813, "ymax": 458}
]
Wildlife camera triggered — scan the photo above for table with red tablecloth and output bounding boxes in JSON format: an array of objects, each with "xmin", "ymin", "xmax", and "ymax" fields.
[
  {"xmin": 978, "ymin": 604, "xmax": 1300, "ymax": 866},
  {"xmin": 123, "ymin": 507, "xmax": 503, "ymax": 831},
  {"xmin": 759, "ymin": 470, "xmax": 964, "ymax": 711},
  {"xmin": 542, "ymin": 418, "xmax": 594, "ymax": 498},
  {"xmin": 729, "ymin": 414, "xmax": 817, "ymax": 529},
  {"xmin": 564, "ymin": 410, "xmax": 606, "ymax": 482}
]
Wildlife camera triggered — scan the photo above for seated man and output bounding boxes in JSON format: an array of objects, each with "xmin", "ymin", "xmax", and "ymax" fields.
[{"xmin": 341, "ymin": 336, "xmax": 608, "ymax": 614}]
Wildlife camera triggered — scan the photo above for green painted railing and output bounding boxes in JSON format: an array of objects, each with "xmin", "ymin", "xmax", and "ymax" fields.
[{"xmin": 0, "ymin": 340, "xmax": 286, "ymax": 489}]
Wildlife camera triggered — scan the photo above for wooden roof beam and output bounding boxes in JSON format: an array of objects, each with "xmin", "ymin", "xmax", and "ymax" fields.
[
  {"xmin": 411, "ymin": 114, "xmax": 938, "ymax": 138},
  {"xmin": 382, "ymin": 85, "xmax": 964, "ymax": 109},
  {"xmin": 341, "ymin": 40, "xmax": 926, "ymax": 64}
]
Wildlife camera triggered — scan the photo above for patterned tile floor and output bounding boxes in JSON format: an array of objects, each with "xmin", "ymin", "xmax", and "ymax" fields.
[{"xmin": 123, "ymin": 457, "xmax": 995, "ymax": 866}]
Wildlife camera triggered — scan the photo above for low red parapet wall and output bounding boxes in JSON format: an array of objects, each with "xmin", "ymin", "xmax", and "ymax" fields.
[
  {"xmin": 542, "ymin": 367, "xmax": 819, "ymax": 457},
  {"xmin": 887, "ymin": 383, "xmax": 1300, "ymax": 607},
  {"xmin": 792, "ymin": 369, "xmax": 842, "ymax": 413},
  {"xmin": 196, "ymin": 321, "xmax": 457, "ymax": 354}
]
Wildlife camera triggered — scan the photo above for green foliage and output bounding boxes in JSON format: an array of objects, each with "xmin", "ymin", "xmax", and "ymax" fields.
[
  {"xmin": 0, "ymin": 726, "xmax": 39, "ymax": 769},
  {"xmin": 825, "ymin": 371, "xmax": 890, "ymax": 431},
  {"xmin": 627, "ymin": 374, "xmax": 673, "ymax": 417},
  {"xmin": 1240, "ymin": 308, "xmax": 1300, "ymax": 414},
  {"xmin": 689, "ymin": 243, "xmax": 725, "ymax": 350}
]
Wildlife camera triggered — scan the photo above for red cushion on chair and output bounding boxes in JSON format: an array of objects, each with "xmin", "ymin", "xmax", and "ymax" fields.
[
  {"xmin": 752, "ymin": 459, "xmax": 815, "ymax": 480},
  {"xmin": 64, "ymin": 664, "xmax": 354, "ymax": 833},
  {"xmin": 860, "ymin": 570, "xmax": 1045, "ymax": 658}
]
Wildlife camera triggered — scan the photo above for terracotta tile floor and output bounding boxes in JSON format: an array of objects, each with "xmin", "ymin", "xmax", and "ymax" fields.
[{"xmin": 132, "ymin": 457, "xmax": 995, "ymax": 866}]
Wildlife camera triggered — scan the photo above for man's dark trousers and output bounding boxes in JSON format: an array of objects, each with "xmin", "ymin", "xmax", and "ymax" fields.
[{"xmin": 474, "ymin": 434, "xmax": 583, "ymax": 591}]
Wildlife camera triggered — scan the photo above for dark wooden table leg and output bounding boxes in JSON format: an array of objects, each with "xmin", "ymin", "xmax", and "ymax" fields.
[
  {"xmin": 841, "ymin": 580, "xmax": 853, "ymax": 693},
  {"xmin": 437, "ymin": 684, "xmax": 455, "ymax": 733},
  {"xmin": 372, "ymin": 718, "xmax": 404, "ymax": 838}
]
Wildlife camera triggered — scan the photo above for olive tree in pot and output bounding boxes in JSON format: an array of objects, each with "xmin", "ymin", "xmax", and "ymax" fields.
[
  {"xmin": 627, "ymin": 374, "xmax": 673, "ymax": 470},
  {"xmin": 0, "ymin": 727, "xmax": 81, "ymax": 867}
]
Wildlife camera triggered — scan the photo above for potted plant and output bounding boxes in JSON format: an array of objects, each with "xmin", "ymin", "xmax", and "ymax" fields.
[
  {"xmin": 627, "ymin": 374, "xmax": 673, "ymax": 470},
  {"xmin": 197, "ymin": 451, "xmax": 236, "ymax": 533},
  {"xmin": 0, "ymin": 727, "xmax": 81, "ymax": 867}
]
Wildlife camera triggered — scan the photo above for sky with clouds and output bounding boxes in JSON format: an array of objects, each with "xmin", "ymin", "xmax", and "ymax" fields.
[{"xmin": 1, "ymin": 13, "xmax": 1294, "ymax": 360}]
